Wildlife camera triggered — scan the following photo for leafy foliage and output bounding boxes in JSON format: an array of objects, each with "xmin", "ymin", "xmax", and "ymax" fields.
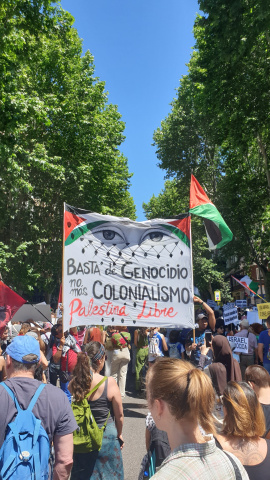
[
  {"xmin": 149, "ymin": 0, "xmax": 270, "ymax": 300},
  {"xmin": 0, "ymin": 0, "xmax": 135, "ymax": 298}
]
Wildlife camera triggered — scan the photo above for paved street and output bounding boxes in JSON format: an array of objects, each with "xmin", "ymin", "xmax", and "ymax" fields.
[{"xmin": 122, "ymin": 373, "xmax": 148, "ymax": 480}]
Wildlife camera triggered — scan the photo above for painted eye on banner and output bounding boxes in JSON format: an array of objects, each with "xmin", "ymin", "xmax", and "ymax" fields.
[
  {"xmin": 90, "ymin": 226, "xmax": 126, "ymax": 244},
  {"xmin": 140, "ymin": 229, "xmax": 171, "ymax": 244}
]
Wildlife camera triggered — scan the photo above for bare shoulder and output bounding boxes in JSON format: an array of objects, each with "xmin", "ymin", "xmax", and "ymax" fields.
[
  {"xmin": 218, "ymin": 435, "xmax": 268, "ymax": 466},
  {"xmin": 107, "ymin": 376, "xmax": 120, "ymax": 399}
]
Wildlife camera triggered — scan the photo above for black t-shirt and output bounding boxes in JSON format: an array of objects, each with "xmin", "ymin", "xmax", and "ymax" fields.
[{"xmin": 0, "ymin": 377, "xmax": 78, "ymax": 445}]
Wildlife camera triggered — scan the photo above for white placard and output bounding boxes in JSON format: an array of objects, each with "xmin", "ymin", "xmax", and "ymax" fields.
[
  {"xmin": 63, "ymin": 206, "xmax": 194, "ymax": 331},
  {"xmin": 247, "ymin": 310, "xmax": 261, "ymax": 325},
  {"xmin": 223, "ymin": 306, "xmax": 238, "ymax": 325},
  {"xmin": 235, "ymin": 299, "xmax": 247, "ymax": 308},
  {"xmin": 228, "ymin": 336, "xmax": 249, "ymax": 353}
]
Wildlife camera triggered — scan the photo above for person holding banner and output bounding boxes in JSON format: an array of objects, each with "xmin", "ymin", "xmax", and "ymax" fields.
[
  {"xmin": 234, "ymin": 319, "xmax": 258, "ymax": 377},
  {"xmin": 146, "ymin": 358, "xmax": 248, "ymax": 480},
  {"xmin": 258, "ymin": 316, "xmax": 270, "ymax": 374}
]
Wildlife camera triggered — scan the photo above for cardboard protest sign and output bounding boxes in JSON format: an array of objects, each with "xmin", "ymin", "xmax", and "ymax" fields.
[
  {"xmin": 228, "ymin": 336, "xmax": 249, "ymax": 353},
  {"xmin": 63, "ymin": 205, "xmax": 194, "ymax": 331},
  {"xmin": 235, "ymin": 299, "xmax": 247, "ymax": 308},
  {"xmin": 223, "ymin": 304, "xmax": 238, "ymax": 325},
  {"xmin": 207, "ymin": 299, "xmax": 217, "ymax": 308},
  {"xmin": 247, "ymin": 310, "xmax": 261, "ymax": 325},
  {"xmin": 257, "ymin": 303, "xmax": 270, "ymax": 320}
]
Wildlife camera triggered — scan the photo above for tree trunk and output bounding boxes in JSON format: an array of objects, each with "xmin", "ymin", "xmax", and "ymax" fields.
[{"xmin": 208, "ymin": 281, "xmax": 214, "ymax": 300}]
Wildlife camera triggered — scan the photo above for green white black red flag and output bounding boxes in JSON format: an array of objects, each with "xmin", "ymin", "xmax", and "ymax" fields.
[{"xmin": 189, "ymin": 175, "xmax": 233, "ymax": 250}]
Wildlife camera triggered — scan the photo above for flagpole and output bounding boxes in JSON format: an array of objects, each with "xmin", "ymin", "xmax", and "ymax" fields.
[
  {"xmin": 231, "ymin": 275, "xmax": 267, "ymax": 303},
  {"xmin": 189, "ymin": 215, "xmax": 196, "ymax": 343},
  {"xmin": 62, "ymin": 202, "xmax": 66, "ymax": 331}
]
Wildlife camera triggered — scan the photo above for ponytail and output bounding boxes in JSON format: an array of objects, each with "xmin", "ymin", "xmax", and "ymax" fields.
[
  {"xmin": 69, "ymin": 352, "xmax": 92, "ymax": 401},
  {"xmin": 186, "ymin": 368, "xmax": 215, "ymax": 434},
  {"xmin": 146, "ymin": 358, "xmax": 216, "ymax": 434}
]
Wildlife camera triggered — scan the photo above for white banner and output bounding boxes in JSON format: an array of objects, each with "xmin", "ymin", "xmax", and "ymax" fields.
[
  {"xmin": 235, "ymin": 299, "xmax": 247, "ymax": 308},
  {"xmin": 247, "ymin": 310, "xmax": 261, "ymax": 325},
  {"xmin": 63, "ymin": 206, "xmax": 194, "ymax": 331},
  {"xmin": 228, "ymin": 336, "xmax": 249, "ymax": 353},
  {"xmin": 223, "ymin": 305, "xmax": 238, "ymax": 325}
]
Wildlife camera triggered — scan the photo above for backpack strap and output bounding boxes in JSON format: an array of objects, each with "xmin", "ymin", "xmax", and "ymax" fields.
[
  {"xmin": 86, "ymin": 376, "xmax": 108, "ymax": 398},
  {"xmin": 86, "ymin": 377, "xmax": 111, "ymax": 430},
  {"xmin": 27, "ymin": 384, "xmax": 46, "ymax": 411},
  {"xmin": 223, "ymin": 451, "xmax": 243, "ymax": 480},
  {"xmin": 1, "ymin": 383, "xmax": 21, "ymax": 412}
]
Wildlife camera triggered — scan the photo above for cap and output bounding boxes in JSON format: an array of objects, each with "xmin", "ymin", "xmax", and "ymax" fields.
[
  {"xmin": 6, "ymin": 335, "xmax": 40, "ymax": 364},
  {"xmin": 240, "ymin": 319, "xmax": 249, "ymax": 329},
  {"xmin": 197, "ymin": 313, "xmax": 208, "ymax": 321}
]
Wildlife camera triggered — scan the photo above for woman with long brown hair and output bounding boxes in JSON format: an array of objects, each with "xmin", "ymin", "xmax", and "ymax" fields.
[
  {"xmin": 69, "ymin": 341, "xmax": 124, "ymax": 480},
  {"xmin": 146, "ymin": 357, "xmax": 249, "ymax": 480},
  {"xmin": 200, "ymin": 335, "xmax": 242, "ymax": 397},
  {"xmin": 216, "ymin": 381, "xmax": 270, "ymax": 480}
]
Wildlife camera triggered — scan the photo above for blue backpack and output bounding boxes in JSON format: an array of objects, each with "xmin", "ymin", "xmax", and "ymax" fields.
[{"xmin": 0, "ymin": 383, "xmax": 50, "ymax": 480}]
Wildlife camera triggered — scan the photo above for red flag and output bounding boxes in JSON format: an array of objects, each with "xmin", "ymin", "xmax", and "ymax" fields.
[
  {"xmin": 0, "ymin": 281, "xmax": 26, "ymax": 316},
  {"xmin": 0, "ymin": 282, "xmax": 26, "ymax": 335}
]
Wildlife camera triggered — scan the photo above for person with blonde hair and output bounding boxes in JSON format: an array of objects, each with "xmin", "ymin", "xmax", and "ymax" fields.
[
  {"xmin": 216, "ymin": 381, "xmax": 270, "ymax": 480},
  {"xmin": 146, "ymin": 357, "xmax": 248, "ymax": 480}
]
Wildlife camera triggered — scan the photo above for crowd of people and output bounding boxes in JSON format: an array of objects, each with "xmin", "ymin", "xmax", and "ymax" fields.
[{"xmin": 0, "ymin": 299, "xmax": 270, "ymax": 479}]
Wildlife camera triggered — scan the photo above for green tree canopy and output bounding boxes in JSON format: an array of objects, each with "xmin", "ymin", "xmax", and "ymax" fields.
[
  {"xmin": 150, "ymin": 0, "xmax": 270, "ymax": 300},
  {"xmin": 0, "ymin": 0, "xmax": 135, "ymax": 299}
]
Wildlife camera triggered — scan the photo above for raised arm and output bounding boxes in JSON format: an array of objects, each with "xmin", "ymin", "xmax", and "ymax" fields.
[{"xmin": 193, "ymin": 295, "xmax": 215, "ymax": 331}]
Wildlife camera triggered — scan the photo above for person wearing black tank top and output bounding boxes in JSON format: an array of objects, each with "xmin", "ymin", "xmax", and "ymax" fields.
[
  {"xmin": 69, "ymin": 341, "xmax": 124, "ymax": 480},
  {"xmin": 216, "ymin": 381, "xmax": 270, "ymax": 480}
]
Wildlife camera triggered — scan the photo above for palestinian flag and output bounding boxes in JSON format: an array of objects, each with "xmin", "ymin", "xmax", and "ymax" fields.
[
  {"xmin": 231, "ymin": 275, "xmax": 259, "ymax": 295},
  {"xmin": 189, "ymin": 175, "xmax": 233, "ymax": 250}
]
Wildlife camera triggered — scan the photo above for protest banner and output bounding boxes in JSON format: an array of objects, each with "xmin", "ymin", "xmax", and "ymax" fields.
[
  {"xmin": 228, "ymin": 336, "xmax": 249, "ymax": 353},
  {"xmin": 235, "ymin": 299, "xmax": 247, "ymax": 308},
  {"xmin": 63, "ymin": 205, "xmax": 194, "ymax": 331},
  {"xmin": 247, "ymin": 310, "xmax": 261, "ymax": 325},
  {"xmin": 257, "ymin": 303, "xmax": 270, "ymax": 320},
  {"xmin": 223, "ymin": 304, "xmax": 238, "ymax": 325}
]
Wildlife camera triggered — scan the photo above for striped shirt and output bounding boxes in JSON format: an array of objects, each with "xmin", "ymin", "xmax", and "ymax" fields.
[{"xmin": 151, "ymin": 435, "xmax": 249, "ymax": 480}]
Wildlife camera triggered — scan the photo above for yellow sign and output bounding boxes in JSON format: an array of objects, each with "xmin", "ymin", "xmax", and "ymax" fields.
[
  {"xmin": 214, "ymin": 290, "xmax": 221, "ymax": 302},
  {"xmin": 257, "ymin": 303, "xmax": 270, "ymax": 320}
]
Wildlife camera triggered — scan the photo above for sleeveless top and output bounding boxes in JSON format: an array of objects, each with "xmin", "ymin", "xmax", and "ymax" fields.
[
  {"xmin": 88, "ymin": 379, "xmax": 114, "ymax": 427},
  {"xmin": 216, "ymin": 437, "xmax": 270, "ymax": 480},
  {"xmin": 244, "ymin": 439, "xmax": 270, "ymax": 480}
]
